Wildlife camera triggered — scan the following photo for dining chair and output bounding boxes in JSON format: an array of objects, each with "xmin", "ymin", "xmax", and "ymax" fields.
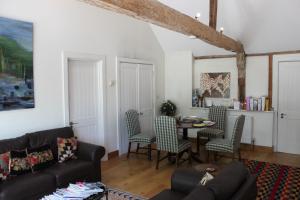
[
  {"xmin": 205, "ymin": 115, "xmax": 245, "ymax": 161},
  {"xmin": 196, "ymin": 106, "xmax": 227, "ymax": 153},
  {"xmin": 125, "ymin": 109, "xmax": 156, "ymax": 160},
  {"xmin": 154, "ymin": 116, "xmax": 192, "ymax": 169}
]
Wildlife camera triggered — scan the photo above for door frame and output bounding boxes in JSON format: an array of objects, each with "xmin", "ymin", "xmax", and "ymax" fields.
[
  {"xmin": 62, "ymin": 51, "xmax": 107, "ymax": 148},
  {"xmin": 116, "ymin": 57, "xmax": 156, "ymax": 154},
  {"xmin": 273, "ymin": 53, "xmax": 300, "ymax": 151}
]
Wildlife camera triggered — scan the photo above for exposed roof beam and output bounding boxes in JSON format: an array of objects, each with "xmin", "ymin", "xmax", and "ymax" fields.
[
  {"xmin": 79, "ymin": 0, "xmax": 244, "ymax": 53},
  {"xmin": 209, "ymin": 0, "xmax": 218, "ymax": 29}
]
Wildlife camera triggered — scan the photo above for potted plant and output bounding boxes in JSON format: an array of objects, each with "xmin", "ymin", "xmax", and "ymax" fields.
[{"xmin": 160, "ymin": 100, "xmax": 177, "ymax": 116}]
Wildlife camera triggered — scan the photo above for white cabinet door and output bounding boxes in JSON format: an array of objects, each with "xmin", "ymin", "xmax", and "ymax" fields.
[
  {"xmin": 118, "ymin": 60, "xmax": 155, "ymax": 155},
  {"xmin": 119, "ymin": 62, "xmax": 139, "ymax": 154},
  {"xmin": 278, "ymin": 61, "xmax": 300, "ymax": 154},
  {"xmin": 68, "ymin": 60, "xmax": 102, "ymax": 145},
  {"xmin": 139, "ymin": 64, "xmax": 154, "ymax": 136}
]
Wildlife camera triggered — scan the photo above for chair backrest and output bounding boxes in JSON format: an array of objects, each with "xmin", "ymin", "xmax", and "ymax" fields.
[
  {"xmin": 155, "ymin": 116, "xmax": 179, "ymax": 153},
  {"xmin": 231, "ymin": 115, "xmax": 245, "ymax": 150},
  {"xmin": 125, "ymin": 110, "xmax": 141, "ymax": 138},
  {"xmin": 208, "ymin": 106, "xmax": 227, "ymax": 131}
]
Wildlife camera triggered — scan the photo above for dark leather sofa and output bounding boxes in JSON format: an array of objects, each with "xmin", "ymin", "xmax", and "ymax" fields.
[
  {"xmin": 150, "ymin": 161, "xmax": 257, "ymax": 200},
  {"xmin": 0, "ymin": 127, "xmax": 105, "ymax": 200}
]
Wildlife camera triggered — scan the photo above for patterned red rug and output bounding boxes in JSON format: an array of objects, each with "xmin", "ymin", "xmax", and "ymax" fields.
[{"xmin": 244, "ymin": 160, "xmax": 300, "ymax": 200}]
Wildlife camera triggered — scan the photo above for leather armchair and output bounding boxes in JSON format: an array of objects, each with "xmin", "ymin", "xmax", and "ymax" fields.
[
  {"xmin": 150, "ymin": 161, "xmax": 257, "ymax": 200},
  {"xmin": 77, "ymin": 141, "xmax": 106, "ymax": 180}
]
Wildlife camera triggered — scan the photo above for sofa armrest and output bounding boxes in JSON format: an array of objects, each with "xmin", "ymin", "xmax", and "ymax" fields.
[
  {"xmin": 77, "ymin": 141, "xmax": 105, "ymax": 164},
  {"xmin": 183, "ymin": 185, "xmax": 215, "ymax": 200},
  {"xmin": 77, "ymin": 141, "xmax": 105, "ymax": 168},
  {"xmin": 231, "ymin": 174, "xmax": 258, "ymax": 200},
  {"xmin": 171, "ymin": 169, "xmax": 205, "ymax": 195}
]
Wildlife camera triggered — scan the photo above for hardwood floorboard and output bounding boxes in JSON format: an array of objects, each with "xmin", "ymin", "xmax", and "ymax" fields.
[{"xmin": 102, "ymin": 146, "xmax": 300, "ymax": 198}]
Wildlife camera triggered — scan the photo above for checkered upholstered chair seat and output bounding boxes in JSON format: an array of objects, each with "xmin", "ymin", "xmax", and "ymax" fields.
[
  {"xmin": 197, "ymin": 106, "xmax": 227, "ymax": 139},
  {"xmin": 155, "ymin": 116, "xmax": 192, "ymax": 169},
  {"xmin": 205, "ymin": 115, "xmax": 245, "ymax": 161},
  {"xmin": 178, "ymin": 139, "xmax": 192, "ymax": 152},
  {"xmin": 129, "ymin": 133, "xmax": 156, "ymax": 144},
  {"xmin": 197, "ymin": 128, "xmax": 224, "ymax": 138},
  {"xmin": 206, "ymin": 138, "xmax": 233, "ymax": 153},
  {"xmin": 125, "ymin": 110, "xmax": 155, "ymax": 160}
]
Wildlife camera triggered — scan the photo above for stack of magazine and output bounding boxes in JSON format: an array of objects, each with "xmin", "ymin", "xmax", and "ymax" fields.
[{"xmin": 41, "ymin": 182, "xmax": 104, "ymax": 200}]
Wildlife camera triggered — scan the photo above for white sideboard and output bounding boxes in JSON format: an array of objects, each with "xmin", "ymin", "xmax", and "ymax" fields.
[{"xmin": 182, "ymin": 107, "xmax": 274, "ymax": 148}]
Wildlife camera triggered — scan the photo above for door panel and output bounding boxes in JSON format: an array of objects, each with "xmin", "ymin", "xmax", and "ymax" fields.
[
  {"xmin": 119, "ymin": 63, "xmax": 139, "ymax": 154},
  {"xmin": 69, "ymin": 60, "xmax": 101, "ymax": 145},
  {"xmin": 139, "ymin": 64, "xmax": 154, "ymax": 136},
  {"xmin": 278, "ymin": 61, "xmax": 300, "ymax": 154}
]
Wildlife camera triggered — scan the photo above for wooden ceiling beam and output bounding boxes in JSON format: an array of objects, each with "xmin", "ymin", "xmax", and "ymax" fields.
[
  {"xmin": 79, "ymin": 0, "xmax": 244, "ymax": 53},
  {"xmin": 209, "ymin": 0, "xmax": 218, "ymax": 29}
]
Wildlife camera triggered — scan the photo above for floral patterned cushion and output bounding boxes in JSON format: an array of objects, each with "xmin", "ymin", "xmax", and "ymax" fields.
[
  {"xmin": 9, "ymin": 150, "xmax": 31, "ymax": 176},
  {"xmin": 57, "ymin": 137, "xmax": 77, "ymax": 163},
  {"xmin": 27, "ymin": 145, "xmax": 54, "ymax": 172},
  {"xmin": 0, "ymin": 152, "xmax": 10, "ymax": 181}
]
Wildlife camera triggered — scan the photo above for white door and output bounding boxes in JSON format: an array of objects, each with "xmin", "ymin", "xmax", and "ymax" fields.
[
  {"xmin": 139, "ymin": 64, "xmax": 154, "ymax": 136},
  {"xmin": 119, "ymin": 62, "xmax": 139, "ymax": 154},
  {"xmin": 118, "ymin": 60, "xmax": 155, "ymax": 155},
  {"xmin": 68, "ymin": 59, "xmax": 104, "ymax": 146},
  {"xmin": 278, "ymin": 61, "xmax": 300, "ymax": 154}
]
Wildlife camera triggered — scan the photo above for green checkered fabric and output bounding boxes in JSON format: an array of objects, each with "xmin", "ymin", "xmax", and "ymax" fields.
[
  {"xmin": 125, "ymin": 110, "xmax": 141, "ymax": 138},
  {"xmin": 197, "ymin": 106, "xmax": 227, "ymax": 138},
  {"xmin": 125, "ymin": 110, "xmax": 155, "ymax": 144},
  {"xmin": 155, "ymin": 116, "xmax": 191, "ymax": 153},
  {"xmin": 206, "ymin": 115, "xmax": 245, "ymax": 153},
  {"xmin": 129, "ymin": 133, "xmax": 156, "ymax": 144}
]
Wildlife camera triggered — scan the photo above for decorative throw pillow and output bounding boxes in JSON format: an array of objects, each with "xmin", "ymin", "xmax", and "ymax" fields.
[
  {"xmin": 9, "ymin": 150, "xmax": 31, "ymax": 176},
  {"xmin": 27, "ymin": 145, "xmax": 54, "ymax": 172},
  {"xmin": 57, "ymin": 137, "xmax": 77, "ymax": 163},
  {"xmin": 0, "ymin": 152, "xmax": 10, "ymax": 181}
]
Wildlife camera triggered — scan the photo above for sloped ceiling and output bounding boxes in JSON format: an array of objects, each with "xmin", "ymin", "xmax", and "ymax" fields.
[{"xmin": 151, "ymin": 0, "xmax": 300, "ymax": 56}]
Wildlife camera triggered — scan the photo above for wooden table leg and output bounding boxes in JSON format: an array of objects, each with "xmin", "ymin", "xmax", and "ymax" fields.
[{"xmin": 182, "ymin": 128, "xmax": 203, "ymax": 163}]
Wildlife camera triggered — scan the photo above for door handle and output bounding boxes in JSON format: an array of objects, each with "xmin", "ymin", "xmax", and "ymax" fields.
[
  {"xmin": 280, "ymin": 113, "xmax": 287, "ymax": 119},
  {"xmin": 70, "ymin": 122, "xmax": 79, "ymax": 126}
]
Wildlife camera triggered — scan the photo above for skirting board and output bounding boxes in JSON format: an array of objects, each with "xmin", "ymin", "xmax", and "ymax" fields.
[{"xmin": 108, "ymin": 150, "xmax": 119, "ymax": 160}]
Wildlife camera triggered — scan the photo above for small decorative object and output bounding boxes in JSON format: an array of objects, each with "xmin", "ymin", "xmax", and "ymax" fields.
[
  {"xmin": 233, "ymin": 100, "xmax": 241, "ymax": 110},
  {"xmin": 205, "ymin": 99, "xmax": 213, "ymax": 107},
  {"xmin": 0, "ymin": 17, "xmax": 34, "ymax": 111},
  {"xmin": 192, "ymin": 88, "xmax": 201, "ymax": 107},
  {"xmin": 160, "ymin": 100, "xmax": 177, "ymax": 116},
  {"xmin": 200, "ymin": 72, "xmax": 231, "ymax": 98}
]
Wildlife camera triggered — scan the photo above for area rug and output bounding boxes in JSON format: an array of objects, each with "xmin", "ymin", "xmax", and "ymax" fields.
[
  {"xmin": 244, "ymin": 160, "xmax": 300, "ymax": 200},
  {"xmin": 106, "ymin": 188, "xmax": 148, "ymax": 200}
]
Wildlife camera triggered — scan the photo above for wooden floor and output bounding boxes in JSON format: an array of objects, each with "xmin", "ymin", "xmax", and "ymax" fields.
[{"xmin": 102, "ymin": 145, "xmax": 300, "ymax": 198}]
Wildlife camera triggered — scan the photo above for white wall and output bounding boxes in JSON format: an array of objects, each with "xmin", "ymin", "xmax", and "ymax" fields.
[
  {"xmin": 165, "ymin": 51, "xmax": 193, "ymax": 115},
  {"xmin": 194, "ymin": 56, "xmax": 269, "ymax": 102},
  {"xmin": 194, "ymin": 58, "xmax": 238, "ymax": 100},
  {"xmin": 165, "ymin": 52, "xmax": 274, "ymax": 147},
  {"xmin": 0, "ymin": 0, "xmax": 165, "ymax": 153}
]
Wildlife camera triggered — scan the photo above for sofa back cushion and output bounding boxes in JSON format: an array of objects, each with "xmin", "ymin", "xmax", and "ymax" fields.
[
  {"xmin": 0, "ymin": 135, "xmax": 29, "ymax": 154},
  {"xmin": 206, "ymin": 161, "xmax": 248, "ymax": 200},
  {"xmin": 27, "ymin": 127, "xmax": 74, "ymax": 161}
]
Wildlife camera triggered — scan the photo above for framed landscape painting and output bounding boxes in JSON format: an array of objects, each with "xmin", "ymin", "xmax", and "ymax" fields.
[
  {"xmin": 0, "ymin": 17, "xmax": 34, "ymax": 111},
  {"xmin": 200, "ymin": 72, "xmax": 231, "ymax": 98}
]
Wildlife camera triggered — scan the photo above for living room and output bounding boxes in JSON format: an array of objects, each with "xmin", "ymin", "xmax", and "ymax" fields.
[{"xmin": 0, "ymin": 0, "xmax": 300, "ymax": 200}]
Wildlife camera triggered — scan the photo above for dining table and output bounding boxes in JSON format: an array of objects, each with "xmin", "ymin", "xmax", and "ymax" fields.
[{"xmin": 177, "ymin": 120, "xmax": 215, "ymax": 163}]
